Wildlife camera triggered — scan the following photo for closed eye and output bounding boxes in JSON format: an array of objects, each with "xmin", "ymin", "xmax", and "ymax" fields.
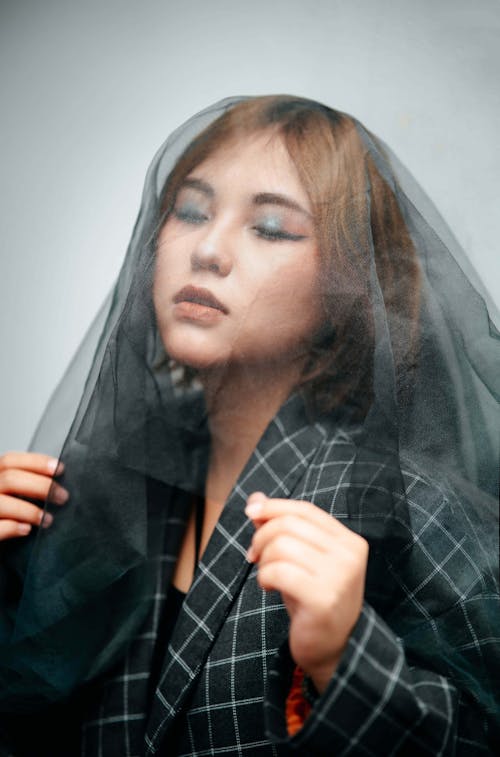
[
  {"xmin": 173, "ymin": 207, "xmax": 209, "ymax": 225},
  {"xmin": 253, "ymin": 226, "xmax": 306, "ymax": 242}
]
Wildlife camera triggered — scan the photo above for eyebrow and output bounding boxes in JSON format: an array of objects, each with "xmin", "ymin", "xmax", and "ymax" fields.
[
  {"xmin": 179, "ymin": 177, "xmax": 214, "ymax": 196},
  {"xmin": 253, "ymin": 192, "xmax": 311, "ymax": 218},
  {"xmin": 181, "ymin": 178, "xmax": 311, "ymax": 218}
]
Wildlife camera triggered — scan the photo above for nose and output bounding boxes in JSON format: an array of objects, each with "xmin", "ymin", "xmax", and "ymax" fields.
[{"xmin": 190, "ymin": 223, "xmax": 233, "ymax": 277}]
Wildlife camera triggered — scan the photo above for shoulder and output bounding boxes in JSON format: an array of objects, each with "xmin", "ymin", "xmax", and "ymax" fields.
[
  {"xmin": 395, "ymin": 456, "xmax": 498, "ymax": 602},
  {"xmin": 297, "ymin": 421, "xmax": 498, "ymax": 601}
]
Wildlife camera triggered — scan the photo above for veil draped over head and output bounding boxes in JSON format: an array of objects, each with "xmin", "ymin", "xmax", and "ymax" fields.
[{"xmin": 0, "ymin": 96, "xmax": 498, "ymax": 723}]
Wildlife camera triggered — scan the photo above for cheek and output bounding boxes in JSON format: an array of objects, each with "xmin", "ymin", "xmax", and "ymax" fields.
[
  {"xmin": 153, "ymin": 235, "xmax": 188, "ymax": 300},
  {"xmin": 152, "ymin": 258, "xmax": 168, "ymax": 316},
  {"xmin": 244, "ymin": 255, "xmax": 322, "ymax": 344},
  {"xmin": 276, "ymin": 254, "xmax": 320, "ymax": 315}
]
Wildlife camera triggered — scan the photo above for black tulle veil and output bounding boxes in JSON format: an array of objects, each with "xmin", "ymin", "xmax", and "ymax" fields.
[{"xmin": 0, "ymin": 96, "xmax": 498, "ymax": 725}]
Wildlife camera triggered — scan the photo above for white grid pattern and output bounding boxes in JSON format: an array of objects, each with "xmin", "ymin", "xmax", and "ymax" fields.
[{"xmin": 67, "ymin": 398, "xmax": 498, "ymax": 755}]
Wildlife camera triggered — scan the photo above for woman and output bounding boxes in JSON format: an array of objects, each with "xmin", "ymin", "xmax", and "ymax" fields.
[{"xmin": 0, "ymin": 96, "xmax": 498, "ymax": 755}]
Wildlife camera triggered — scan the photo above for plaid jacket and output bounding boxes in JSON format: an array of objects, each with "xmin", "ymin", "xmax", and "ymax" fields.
[{"xmin": 19, "ymin": 395, "xmax": 498, "ymax": 755}]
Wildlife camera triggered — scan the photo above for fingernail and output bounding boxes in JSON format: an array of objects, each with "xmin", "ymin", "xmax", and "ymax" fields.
[
  {"xmin": 245, "ymin": 493, "xmax": 266, "ymax": 519},
  {"xmin": 18, "ymin": 523, "xmax": 32, "ymax": 536},
  {"xmin": 41, "ymin": 512, "xmax": 54, "ymax": 528},
  {"xmin": 52, "ymin": 486, "xmax": 69, "ymax": 505},
  {"xmin": 246, "ymin": 544, "xmax": 256, "ymax": 562},
  {"xmin": 47, "ymin": 459, "xmax": 64, "ymax": 476},
  {"xmin": 245, "ymin": 503, "xmax": 262, "ymax": 519}
]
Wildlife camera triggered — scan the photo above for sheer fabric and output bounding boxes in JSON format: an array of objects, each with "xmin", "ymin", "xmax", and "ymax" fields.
[{"xmin": 0, "ymin": 96, "xmax": 497, "ymax": 734}]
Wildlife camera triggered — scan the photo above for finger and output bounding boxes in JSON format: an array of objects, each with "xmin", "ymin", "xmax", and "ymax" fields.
[
  {"xmin": 0, "ymin": 452, "xmax": 64, "ymax": 476},
  {"xmin": 257, "ymin": 559, "xmax": 317, "ymax": 599},
  {"xmin": 0, "ymin": 494, "xmax": 53, "ymax": 527},
  {"xmin": 251, "ymin": 533, "xmax": 324, "ymax": 576},
  {"xmin": 0, "ymin": 519, "xmax": 33, "ymax": 541},
  {"xmin": 249, "ymin": 514, "xmax": 334, "ymax": 559},
  {"xmin": 0, "ymin": 469, "xmax": 68, "ymax": 505},
  {"xmin": 245, "ymin": 492, "xmax": 347, "ymax": 537}
]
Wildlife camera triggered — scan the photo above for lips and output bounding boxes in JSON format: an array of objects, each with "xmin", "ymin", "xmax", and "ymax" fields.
[{"xmin": 173, "ymin": 285, "xmax": 229, "ymax": 314}]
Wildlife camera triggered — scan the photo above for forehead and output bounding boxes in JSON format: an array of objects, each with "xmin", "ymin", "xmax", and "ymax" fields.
[{"xmin": 188, "ymin": 132, "xmax": 311, "ymax": 210}]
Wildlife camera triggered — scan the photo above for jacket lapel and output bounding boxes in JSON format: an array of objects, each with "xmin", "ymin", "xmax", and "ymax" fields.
[{"xmin": 144, "ymin": 394, "xmax": 324, "ymax": 754}]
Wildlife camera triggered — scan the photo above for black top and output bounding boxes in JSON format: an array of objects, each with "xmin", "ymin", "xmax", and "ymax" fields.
[{"xmin": 148, "ymin": 495, "xmax": 204, "ymax": 704}]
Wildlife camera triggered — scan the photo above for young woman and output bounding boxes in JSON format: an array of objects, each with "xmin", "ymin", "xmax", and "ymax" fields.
[{"xmin": 0, "ymin": 96, "xmax": 498, "ymax": 755}]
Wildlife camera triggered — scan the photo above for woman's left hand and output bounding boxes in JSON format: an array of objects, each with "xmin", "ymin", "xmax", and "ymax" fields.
[{"xmin": 245, "ymin": 492, "xmax": 369, "ymax": 694}]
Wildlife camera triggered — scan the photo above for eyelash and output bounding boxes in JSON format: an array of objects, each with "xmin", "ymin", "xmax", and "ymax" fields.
[
  {"xmin": 173, "ymin": 209, "xmax": 208, "ymax": 224},
  {"xmin": 173, "ymin": 208, "xmax": 306, "ymax": 242},
  {"xmin": 252, "ymin": 226, "xmax": 306, "ymax": 242}
]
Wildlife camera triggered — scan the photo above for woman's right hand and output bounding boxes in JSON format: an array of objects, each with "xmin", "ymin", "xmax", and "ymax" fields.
[{"xmin": 0, "ymin": 452, "xmax": 68, "ymax": 541}]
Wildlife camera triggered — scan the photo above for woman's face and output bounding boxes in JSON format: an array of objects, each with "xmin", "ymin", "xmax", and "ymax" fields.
[{"xmin": 153, "ymin": 132, "xmax": 322, "ymax": 374}]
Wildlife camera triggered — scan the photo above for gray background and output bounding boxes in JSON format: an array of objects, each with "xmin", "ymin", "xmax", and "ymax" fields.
[{"xmin": 1, "ymin": 0, "xmax": 499, "ymax": 452}]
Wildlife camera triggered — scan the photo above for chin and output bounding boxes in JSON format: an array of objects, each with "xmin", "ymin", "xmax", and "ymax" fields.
[{"xmin": 161, "ymin": 332, "xmax": 226, "ymax": 372}]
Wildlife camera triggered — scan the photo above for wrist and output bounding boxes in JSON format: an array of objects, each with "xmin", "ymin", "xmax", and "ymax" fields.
[{"xmin": 307, "ymin": 653, "xmax": 342, "ymax": 695}]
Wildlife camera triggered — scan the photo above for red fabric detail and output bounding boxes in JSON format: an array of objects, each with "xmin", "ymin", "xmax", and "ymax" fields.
[{"xmin": 285, "ymin": 666, "xmax": 312, "ymax": 736}]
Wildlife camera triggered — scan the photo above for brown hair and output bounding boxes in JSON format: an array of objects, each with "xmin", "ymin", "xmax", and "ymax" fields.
[{"xmin": 159, "ymin": 96, "xmax": 421, "ymax": 417}]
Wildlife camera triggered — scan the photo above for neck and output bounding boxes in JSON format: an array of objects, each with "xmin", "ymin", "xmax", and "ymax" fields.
[{"xmin": 200, "ymin": 361, "xmax": 302, "ymax": 505}]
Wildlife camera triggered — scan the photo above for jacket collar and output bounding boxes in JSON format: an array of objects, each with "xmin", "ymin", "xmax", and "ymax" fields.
[{"xmin": 144, "ymin": 393, "xmax": 324, "ymax": 754}]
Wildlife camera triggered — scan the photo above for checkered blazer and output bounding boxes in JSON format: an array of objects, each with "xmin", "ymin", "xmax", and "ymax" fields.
[{"xmin": 16, "ymin": 395, "xmax": 498, "ymax": 755}]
